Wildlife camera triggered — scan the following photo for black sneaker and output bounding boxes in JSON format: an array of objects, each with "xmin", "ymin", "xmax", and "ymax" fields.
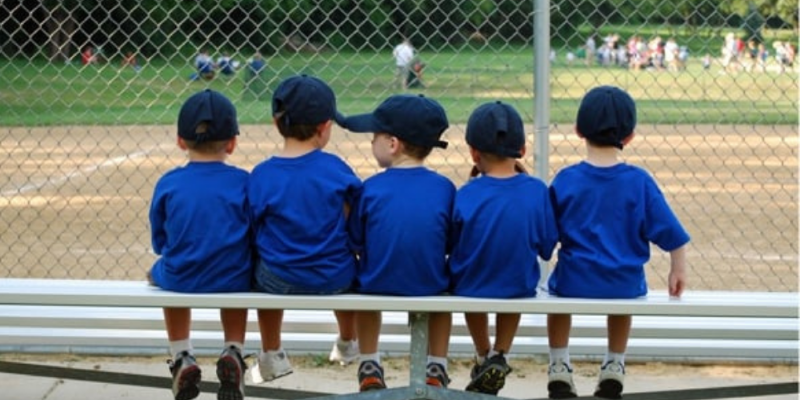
[
  {"xmin": 547, "ymin": 360, "xmax": 578, "ymax": 399},
  {"xmin": 465, "ymin": 354, "xmax": 512, "ymax": 395},
  {"xmin": 216, "ymin": 346, "xmax": 247, "ymax": 400},
  {"xmin": 425, "ymin": 362, "xmax": 450, "ymax": 388},
  {"xmin": 594, "ymin": 361, "xmax": 625, "ymax": 399},
  {"xmin": 357, "ymin": 360, "xmax": 387, "ymax": 392},
  {"xmin": 168, "ymin": 351, "xmax": 201, "ymax": 400}
]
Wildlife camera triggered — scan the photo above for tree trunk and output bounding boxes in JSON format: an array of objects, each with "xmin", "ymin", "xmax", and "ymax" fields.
[{"xmin": 46, "ymin": 6, "xmax": 76, "ymax": 62}]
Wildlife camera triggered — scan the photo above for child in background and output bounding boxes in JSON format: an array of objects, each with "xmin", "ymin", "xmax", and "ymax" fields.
[
  {"xmin": 148, "ymin": 89, "xmax": 252, "ymax": 400},
  {"xmin": 248, "ymin": 75, "xmax": 361, "ymax": 383},
  {"xmin": 546, "ymin": 86, "xmax": 689, "ymax": 400},
  {"xmin": 338, "ymin": 94, "xmax": 455, "ymax": 391},
  {"xmin": 449, "ymin": 101, "xmax": 558, "ymax": 395}
]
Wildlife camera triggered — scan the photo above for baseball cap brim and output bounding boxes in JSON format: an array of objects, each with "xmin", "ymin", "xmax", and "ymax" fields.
[{"xmin": 337, "ymin": 113, "xmax": 381, "ymax": 133}]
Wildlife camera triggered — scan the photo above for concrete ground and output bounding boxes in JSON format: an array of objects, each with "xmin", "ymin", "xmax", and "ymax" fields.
[{"xmin": 0, "ymin": 354, "xmax": 797, "ymax": 400}]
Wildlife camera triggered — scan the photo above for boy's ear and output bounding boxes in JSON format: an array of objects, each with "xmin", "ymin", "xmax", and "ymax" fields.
[
  {"xmin": 225, "ymin": 137, "xmax": 237, "ymax": 154},
  {"xmin": 622, "ymin": 132, "xmax": 635, "ymax": 146},
  {"xmin": 574, "ymin": 125, "xmax": 585, "ymax": 138},
  {"xmin": 177, "ymin": 136, "xmax": 188, "ymax": 150},
  {"xmin": 318, "ymin": 120, "xmax": 333, "ymax": 133},
  {"xmin": 518, "ymin": 145, "xmax": 527, "ymax": 157}
]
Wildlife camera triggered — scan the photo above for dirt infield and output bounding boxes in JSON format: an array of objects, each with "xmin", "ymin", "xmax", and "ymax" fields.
[{"xmin": 0, "ymin": 124, "xmax": 796, "ymax": 291}]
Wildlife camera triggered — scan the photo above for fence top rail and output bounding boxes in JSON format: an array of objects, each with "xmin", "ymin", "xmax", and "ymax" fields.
[{"xmin": 0, "ymin": 279, "xmax": 796, "ymax": 318}]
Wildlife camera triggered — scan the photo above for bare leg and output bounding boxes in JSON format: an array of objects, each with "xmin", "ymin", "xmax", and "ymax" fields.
[
  {"xmin": 607, "ymin": 315, "xmax": 632, "ymax": 354},
  {"xmin": 220, "ymin": 308, "xmax": 248, "ymax": 343},
  {"xmin": 356, "ymin": 311, "xmax": 381, "ymax": 355},
  {"xmin": 547, "ymin": 314, "xmax": 572, "ymax": 348},
  {"xmin": 493, "ymin": 313, "xmax": 521, "ymax": 354},
  {"xmin": 257, "ymin": 309, "xmax": 283, "ymax": 351},
  {"xmin": 164, "ymin": 307, "xmax": 191, "ymax": 341},
  {"xmin": 335, "ymin": 310, "xmax": 357, "ymax": 341},
  {"xmin": 428, "ymin": 312, "xmax": 452, "ymax": 358},
  {"xmin": 465, "ymin": 312, "xmax": 491, "ymax": 357}
]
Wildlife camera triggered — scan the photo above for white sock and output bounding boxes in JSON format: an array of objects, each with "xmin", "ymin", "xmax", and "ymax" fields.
[
  {"xmin": 223, "ymin": 341, "xmax": 243, "ymax": 352},
  {"xmin": 169, "ymin": 339, "xmax": 192, "ymax": 359},
  {"xmin": 359, "ymin": 352, "xmax": 380, "ymax": 364},
  {"xmin": 487, "ymin": 349, "xmax": 500, "ymax": 359},
  {"xmin": 427, "ymin": 356, "xmax": 448, "ymax": 369},
  {"xmin": 603, "ymin": 352, "xmax": 625, "ymax": 366},
  {"xmin": 265, "ymin": 347, "xmax": 285, "ymax": 356},
  {"xmin": 549, "ymin": 347, "xmax": 571, "ymax": 367}
]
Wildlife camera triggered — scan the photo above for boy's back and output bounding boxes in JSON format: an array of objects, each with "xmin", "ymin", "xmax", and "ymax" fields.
[
  {"xmin": 150, "ymin": 162, "xmax": 251, "ymax": 292},
  {"xmin": 450, "ymin": 173, "xmax": 556, "ymax": 298},
  {"xmin": 249, "ymin": 149, "xmax": 360, "ymax": 290},
  {"xmin": 351, "ymin": 167, "xmax": 454, "ymax": 295},
  {"xmin": 549, "ymin": 162, "xmax": 688, "ymax": 298}
]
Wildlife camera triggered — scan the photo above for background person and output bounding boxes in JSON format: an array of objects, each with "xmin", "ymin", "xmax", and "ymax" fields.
[{"xmin": 392, "ymin": 38, "xmax": 415, "ymax": 90}]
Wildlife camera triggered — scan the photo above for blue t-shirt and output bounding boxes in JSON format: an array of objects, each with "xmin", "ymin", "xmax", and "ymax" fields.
[
  {"xmin": 349, "ymin": 167, "xmax": 454, "ymax": 295},
  {"xmin": 149, "ymin": 162, "xmax": 253, "ymax": 293},
  {"xmin": 548, "ymin": 162, "xmax": 691, "ymax": 299},
  {"xmin": 249, "ymin": 149, "xmax": 361, "ymax": 292},
  {"xmin": 450, "ymin": 174, "xmax": 558, "ymax": 298}
]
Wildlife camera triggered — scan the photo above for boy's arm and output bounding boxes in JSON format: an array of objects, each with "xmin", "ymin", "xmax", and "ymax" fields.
[{"xmin": 668, "ymin": 244, "xmax": 687, "ymax": 298}]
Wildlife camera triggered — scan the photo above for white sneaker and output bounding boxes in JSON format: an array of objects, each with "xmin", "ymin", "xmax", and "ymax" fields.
[
  {"xmin": 329, "ymin": 338, "xmax": 359, "ymax": 365},
  {"xmin": 250, "ymin": 348, "xmax": 293, "ymax": 384},
  {"xmin": 547, "ymin": 360, "xmax": 577, "ymax": 399},
  {"xmin": 594, "ymin": 360, "xmax": 625, "ymax": 399}
]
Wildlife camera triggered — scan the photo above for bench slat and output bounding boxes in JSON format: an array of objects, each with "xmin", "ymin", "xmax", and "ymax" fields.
[{"xmin": 0, "ymin": 279, "xmax": 797, "ymax": 318}]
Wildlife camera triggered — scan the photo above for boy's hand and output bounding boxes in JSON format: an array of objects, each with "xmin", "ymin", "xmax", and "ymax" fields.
[
  {"xmin": 668, "ymin": 269, "xmax": 686, "ymax": 298},
  {"xmin": 668, "ymin": 245, "xmax": 688, "ymax": 298}
]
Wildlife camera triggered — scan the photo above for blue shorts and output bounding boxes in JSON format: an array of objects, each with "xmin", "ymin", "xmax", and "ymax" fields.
[{"xmin": 253, "ymin": 260, "xmax": 349, "ymax": 295}]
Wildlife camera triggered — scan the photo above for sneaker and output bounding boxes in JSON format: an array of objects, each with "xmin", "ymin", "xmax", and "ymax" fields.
[
  {"xmin": 465, "ymin": 354, "xmax": 512, "ymax": 395},
  {"xmin": 547, "ymin": 360, "xmax": 578, "ymax": 399},
  {"xmin": 216, "ymin": 346, "xmax": 247, "ymax": 400},
  {"xmin": 425, "ymin": 362, "xmax": 450, "ymax": 388},
  {"xmin": 594, "ymin": 360, "xmax": 625, "ymax": 399},
  {"xmin": 329, "ymin": 338, "xmax": 359, "ymax": 365},
  {"xmin": 167, "ymin": 351, "xmax": 201, "ymax": 400},
  {"xmin": 357, "ymin": 360, "xmax": 386, "ymax": 392},
  {"xmin": 250, "ymin": 348, "xmax": 293, "ymax": 384}
]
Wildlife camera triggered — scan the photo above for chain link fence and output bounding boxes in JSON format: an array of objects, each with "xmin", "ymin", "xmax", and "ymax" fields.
[{"xmin": 1, "ymin": 1, "xmax": 797, "ymax": 292}]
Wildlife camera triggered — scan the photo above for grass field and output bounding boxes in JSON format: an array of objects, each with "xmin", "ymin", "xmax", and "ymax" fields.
[{"xmin": 1, "ymin": 46, "xmax": 797, "ymax": 126}]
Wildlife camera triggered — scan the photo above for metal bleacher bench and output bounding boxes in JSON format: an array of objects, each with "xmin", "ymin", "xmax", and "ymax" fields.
[{"xmin": 0, "ymin": 278, "xmax": 797, "ymax": 400}]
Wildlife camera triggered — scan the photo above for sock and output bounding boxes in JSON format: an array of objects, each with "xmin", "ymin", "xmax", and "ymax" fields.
[
  {"xmin": 169, "ymin": 339, "xmax": 192, "ymax": 359},
  {"xmin": 487, "ymin": 349, "xmax": 500, "ymax": 359},
  {"xmin": 359, "ymin": 352, "xmax": 380, "ymax": 364},
  {"xmin": 549, "ymin": 347, "xmax": 571, "ymax": 367},
  {"xmin": 265, "ymin": 347, "xmax": 285, "ymax": 356},
  {"xmin": 603, "ymin": 352, "xmax": 625, "ymax": 366},
  {"xmin": 427, "ymin": 356, "xmax": 448, "ymax": 369},
  {"xmin": 223, "ymin": 341, "xmax": 243, "ymax": 352}
]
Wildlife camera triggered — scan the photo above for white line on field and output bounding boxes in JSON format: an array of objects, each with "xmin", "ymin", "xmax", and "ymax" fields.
[{"xmin": 2, "ymin": 146, "xmax": 162, "ymax": 197}]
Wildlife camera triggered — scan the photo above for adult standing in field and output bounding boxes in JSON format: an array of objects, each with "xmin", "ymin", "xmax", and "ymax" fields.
[{"xmin": 393, "ymin": 38, "xmax": 415, "ymax": 90}]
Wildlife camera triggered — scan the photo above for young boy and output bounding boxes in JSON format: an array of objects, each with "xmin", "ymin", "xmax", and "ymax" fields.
[
  {"xmin": 449, "ymin": 101, "xmax": 559, "ymax": 395},
  {"xmin": 546, "ymin": 85, "xmax": 689, "ymax": 400},
  {"xmin": 148, "ymin": 89, "xmax": 252, "ymax": 400},
  {"xmin": 338, "ymin": 94, "xmax": 455, "ymax": 391},
  {"xmin": 248, "ymin": 75, "xmax": 362, "ymax": 383}
]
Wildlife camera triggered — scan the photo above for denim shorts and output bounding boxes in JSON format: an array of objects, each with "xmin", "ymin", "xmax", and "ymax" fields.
[{"xmin": 253, "ymin": 260, "xmax": 349, "ymax": 295}]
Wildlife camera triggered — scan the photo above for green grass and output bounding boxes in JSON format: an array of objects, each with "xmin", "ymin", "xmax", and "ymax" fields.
[{"xmin": 1, "ymin": 45, "xmax": 797, "ymax": 126}]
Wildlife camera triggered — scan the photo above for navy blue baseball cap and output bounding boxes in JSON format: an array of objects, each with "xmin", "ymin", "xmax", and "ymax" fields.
[
  {"xmin": 272, "ymin": 74, "xmax": 342, "ymax": 125},
  {"xmin": 337, "ymin": 94, "xmax": 449, "ymax": 148},
  {"xmin": 576, "ymin": 85, "xmax": 636, "ymax": 149},
  {"xmin": 465, "ymin": 101, "xmax": 525, "ymax": 158},
  {"xmin": 177, "ymin": 89, "xmax": 239, "ymax": 142}
]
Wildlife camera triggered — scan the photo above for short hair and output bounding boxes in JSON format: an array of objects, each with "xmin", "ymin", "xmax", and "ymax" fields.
[
  {"xmin": 399, "ymin": 138, "xmax": 433, "ymax": 160},
  {"xmin": 183, "ymin": 122, "xmax": 231, "ymax": 153},
  {"xmin": 274, "ymin": 110, "xmax": 319, "ymax": 140}
]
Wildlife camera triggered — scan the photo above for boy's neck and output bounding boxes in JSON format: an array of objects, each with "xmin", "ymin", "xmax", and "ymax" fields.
[
  {"xmin": 481, "ymin": 159, "xmax": 518, "ymax": 178},
  {"xmin": 280, "ymin": 137, "xmax": 320, "ymax": 157},
  {"xmin": 387, "ymin": 154, "xmax": 423, "ymax": 169},
  {"xmin": 187, "ymin": 151, "xmax": 226, "ymax": 163},
  {"xmin": 585, "ymin": 144, "xmax": 622, "ymax": 167}
]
